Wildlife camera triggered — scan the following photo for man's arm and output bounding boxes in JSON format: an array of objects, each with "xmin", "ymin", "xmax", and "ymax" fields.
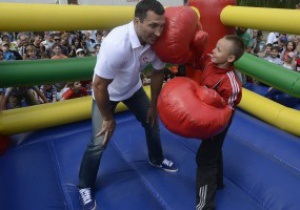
[
  {"xmin": 148, "ymin": 68, "xmax": 165, "ymax": 126},
  {"xmin": 93, "ymin": 74, "xmax": 115, "ymax": 144}
]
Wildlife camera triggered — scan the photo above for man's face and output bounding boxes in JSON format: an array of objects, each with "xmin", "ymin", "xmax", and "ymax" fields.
[
  {"xmin": 134, "ymin": 10, "xmax": 165, "ymax": 45},
  {"xmin": 19, "ymin": 36, "xmax": 29, "ymax": 46},
  {"xmin": 34, "ymin": 35, "xmax": 42, "ymax": 44}
]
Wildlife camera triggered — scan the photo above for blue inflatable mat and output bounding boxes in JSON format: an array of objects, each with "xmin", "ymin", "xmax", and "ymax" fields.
[{"xmin": 0, "ymin": 110, "xmax": 299, "ymax": 210}]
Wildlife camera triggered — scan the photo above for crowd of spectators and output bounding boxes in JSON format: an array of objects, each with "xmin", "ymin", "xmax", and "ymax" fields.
[
  {"xmin": 235, "ymin": 26, "xmax": 300, "ymax": 107},
  {"xmin": 0, "ymin": 29, "xmax": 108, "ymax": 110}
]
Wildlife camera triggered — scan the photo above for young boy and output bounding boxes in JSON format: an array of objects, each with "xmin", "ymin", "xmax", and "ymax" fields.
[
  {"xmin": 24, "ymin": 44, "xmax": 38, "ymax": 60},
  {"xmin": 195, "ymin": 35, "xmax": 244, "ymax": 210},
  {"xmin": 264, "ymin": 46, "xmax": 283, "ymax": 66},
  {"xmin": 59, "ymin": 81, "xmax": 88, "ymax": 101}
]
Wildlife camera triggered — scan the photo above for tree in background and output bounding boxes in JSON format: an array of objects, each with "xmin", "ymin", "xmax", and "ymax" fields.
[{"xmin": 237, "ymin": 0, "xmax": 300, "ymax": 9}]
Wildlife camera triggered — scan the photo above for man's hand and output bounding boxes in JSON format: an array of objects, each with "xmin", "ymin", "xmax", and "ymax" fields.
[{"xmin": 96, "ymin": 118, "xmax": 116, "ymax": 145}]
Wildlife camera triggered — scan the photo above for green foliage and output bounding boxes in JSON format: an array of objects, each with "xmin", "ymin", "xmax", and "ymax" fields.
[{"xmin": 236, "ymin": 0, "xmax": 299, "ymax": 9}]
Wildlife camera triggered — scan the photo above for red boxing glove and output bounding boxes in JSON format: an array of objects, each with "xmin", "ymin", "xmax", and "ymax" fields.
[
  {"xmin": 157, "ymin": 77, "xmax": 232, "ymax": 139},
  {"xmin": 153, "ymin": 6, "xmax": 209, "ymax": 65}
]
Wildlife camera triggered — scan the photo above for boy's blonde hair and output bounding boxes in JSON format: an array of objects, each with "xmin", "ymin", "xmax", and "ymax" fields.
[{"xmin": 224, "ymin": 35, "xmax": 245, "ymax": 62}]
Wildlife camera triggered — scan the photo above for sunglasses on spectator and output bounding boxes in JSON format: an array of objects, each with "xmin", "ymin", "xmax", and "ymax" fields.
[{"xmin": 54, "ymin": 39, "xmax": 61, "ymax": 41}]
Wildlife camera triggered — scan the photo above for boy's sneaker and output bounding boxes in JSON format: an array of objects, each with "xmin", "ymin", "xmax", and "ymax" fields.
[
  {"xmin": 78, "ymin": 188, "xmax": 97, "ymax": 210},
  {"xmin": 149, "ymin": 158, "xmax": 178, "ymax": 172}
]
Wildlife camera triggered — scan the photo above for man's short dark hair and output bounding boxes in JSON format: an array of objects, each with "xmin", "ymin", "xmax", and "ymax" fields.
[{"xmin": 134, "ymin": 0, "xmax": 165, "ymax": 22}]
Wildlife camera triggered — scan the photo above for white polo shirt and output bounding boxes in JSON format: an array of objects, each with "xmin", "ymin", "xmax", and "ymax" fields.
[{"xmin": 93, "ymin": 21, "xmax": 165, "ymax": 101}]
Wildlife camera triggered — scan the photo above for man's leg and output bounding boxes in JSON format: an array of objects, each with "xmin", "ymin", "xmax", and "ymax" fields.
[
  {"xmin": 77, "ymin": 100, "xmax": 118, "ymax": 210},
  {"xmin": 123, "ymin": 87, "xmax": 164, "ymax": 165},
  {"xmin": 78, "ymin": 100, "xmax": 118, "ymax": 188}
]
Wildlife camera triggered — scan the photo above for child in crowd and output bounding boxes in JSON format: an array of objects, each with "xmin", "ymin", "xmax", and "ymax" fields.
[
  {"xmin": 258, "ymin": 43, "xmax": 273, "ymax": 58},
  {"xmin": 282, "ymin": 52, "xmax": 296, "ymax": 70},
  {"xmin": 76, "ymin": 48, "xmax": 85, "ymax": 57},
  {"xmin": 1, "ymin": 86, "xmax": 48, "ymax": 110},
  {"xmin": 24, "ymin": 44, "xmax": 38, "ymax": 60},
  {"xmin": 281, "ymin": 41, "xmax": 296, "ymax": 62},
  {"xmin": 191, "ymin": 35, "xmax": 244, "ymax": 210},
  {"xmin": 51, "ymin": 43, "xmax": 68, "ymax": 59},
  {"xmin": 293, "ymin": 41, "xmax": 300, "ymax": 72},
  {"xmin": 1, "ymin": 41, "xmax": 17, "ymax": 61},
  {"xmin": 40, "ymin": 84, "xmax": 57, "ymax": 103},
  {"xmin": 59, "ymin": 81, "xmax": 88, "ymax": 101},
  {"xmin": 264, "ymin": 46, "xmax": 283, "ymax": 65},
  {"xmin": 93, "ymin": 44, "xmax": 101, "ymax": 56}
]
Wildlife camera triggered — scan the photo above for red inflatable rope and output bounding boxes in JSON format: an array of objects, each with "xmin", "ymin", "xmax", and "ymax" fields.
[{"xmin": 157, "ymin": 77, "xmax": 232, "ymax": 139}]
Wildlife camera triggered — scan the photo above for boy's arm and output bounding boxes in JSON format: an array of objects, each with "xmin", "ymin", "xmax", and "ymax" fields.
[
  {"xmin": 148, "ymin": 68, "xmax": 165, "ymax": 127},
  {"xmin": 218, "ymin": 79, "xmax": 242, "ymax": 109}
]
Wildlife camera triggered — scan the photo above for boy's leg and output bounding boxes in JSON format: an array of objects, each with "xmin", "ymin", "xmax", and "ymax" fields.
[
  {"xmin": 196, "ymin": 136, "xmax": 224, "ymax": 210},
  {"xmin": 196, "ymin": 115, "xmax": 234, "ymax": 210},
  {"xmin": 216, "ymin": 152, "xmax": 224, "ymax": 190},
  {"xmin": 123, "ymin": 87, "xmax": 164, "ymax": 165}
]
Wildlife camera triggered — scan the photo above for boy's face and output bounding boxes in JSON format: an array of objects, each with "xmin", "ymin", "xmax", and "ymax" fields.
[
  {"xmin": 27, "ymin": 49, "xmax": 36, "ymax": 58},
  {"xmin": 1, "ymin": 44, "xmax": 9, "ymax": 52},
  {"xmin": 265, "ymin": 46, "xmax": 272, "ymax": 54},
  {"xmin": 211, "ymin": 38, "xmax": 235, "ymax": 65},
  {"xmin": 270, "ymin": 49, "xmax": 279, "ymax": 58},
  {"xmin": 53, "ymin": 46, "xmax": 62, "ymax": 55}
]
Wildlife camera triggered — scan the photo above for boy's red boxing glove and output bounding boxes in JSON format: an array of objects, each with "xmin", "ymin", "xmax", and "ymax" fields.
[
  {"xmin": 153, "ymin": 6, "xmax": 209, "ymax": 65},
  {"xmin": 157, "ymin": 77, "xmax": 232, "ymax": 139}
]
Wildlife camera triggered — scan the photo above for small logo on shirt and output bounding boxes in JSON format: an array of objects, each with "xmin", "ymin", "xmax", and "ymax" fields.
[{"xmin": 142, "ymin": 57, "xmax": 149, "ymax": 63}]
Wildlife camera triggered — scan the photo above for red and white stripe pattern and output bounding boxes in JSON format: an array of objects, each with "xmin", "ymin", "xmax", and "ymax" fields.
[{"xmin": 226, "ymin": 71, "xmax": 240, "ymax": 109}]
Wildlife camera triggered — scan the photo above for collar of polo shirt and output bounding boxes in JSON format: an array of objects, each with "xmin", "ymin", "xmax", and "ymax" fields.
[{"xmin": 129, "ymin": 21, "xmax": 150, "ymax": 50}]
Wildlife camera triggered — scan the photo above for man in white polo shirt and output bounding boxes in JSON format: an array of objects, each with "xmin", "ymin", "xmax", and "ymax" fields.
[{"xmin": 77, "ymin": 1, "xmax": 178, "ymax": 209}]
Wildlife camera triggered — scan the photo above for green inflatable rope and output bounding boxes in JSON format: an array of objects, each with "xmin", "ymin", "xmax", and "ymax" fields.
[{"xmin": 1, "ymin": 54, "xmax": 300, "ymax": 98}]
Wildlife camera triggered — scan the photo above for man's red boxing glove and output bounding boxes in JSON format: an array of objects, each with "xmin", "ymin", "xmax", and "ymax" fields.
[{"xmin": 153, "ymin": 6, "xmax": 208, "ymax": 65}]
